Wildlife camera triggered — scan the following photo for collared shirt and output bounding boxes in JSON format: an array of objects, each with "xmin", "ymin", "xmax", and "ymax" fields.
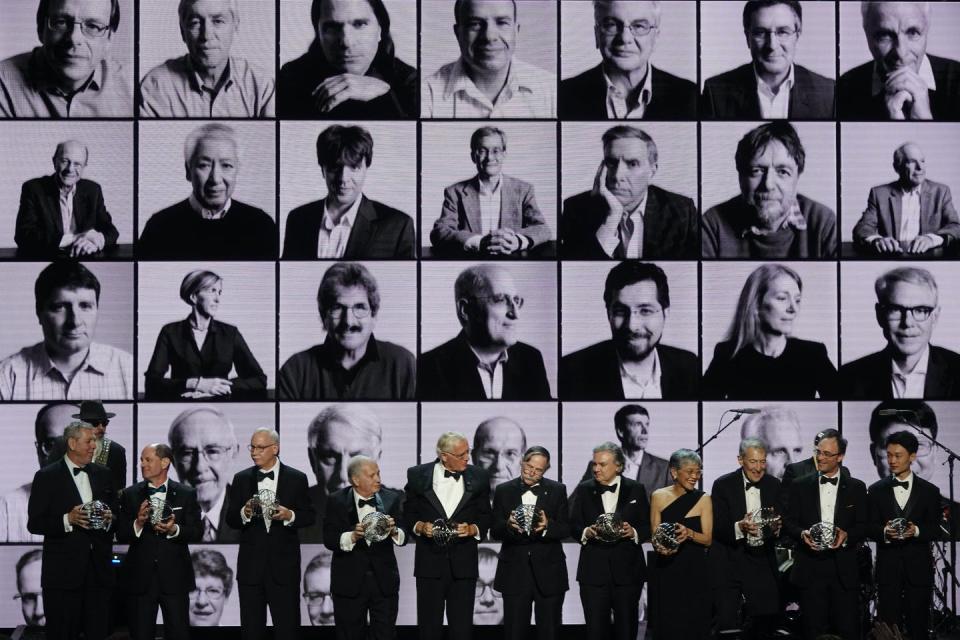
[
  {"xmin": 736, "ymin": 472, "xmax": 763, "ymax": 541},
  {"xmin": 340, "ymin": 490, "xmax": 406, "ymax": 550},
  {"xmin": 0, "ymin": 484, "xmax": 39, "ymax": 543},
  {"xmin": 818, "ymin": 471, "xmax": 839, "ymax": 525},
  {"xmin": 135, "ymin": 480, "xmax": 180, "ymax": 539},
  {"xmin": 891, "ymin": 346, "xmax": 929, "ymax": 399},
  {"xmin": 432, "ymin": 462, "xmax": 465, "ymax": 519},
  {"xmin": 423, "ymin": 58, "xmax": 556, "ymax": 118},
  {"xmin": 755, "ymin": 63, "xmax": 795, "ymax": 119},
  {"xmin": 597, "ymin": 193, "xmax": 647, "ymax": 258},
  {"xmin": 581, "ymin": 477, "xmax": 625, "ymax": 544},
  {"xmin": 621, "ymin": 450, "xmax": 646, "ymax": 482},
  {"xmin": 201, "ymin": 489, "xmax": 227, "ymax": 541},
  {"xmin": 478, "ymin": 175, "xmax": 503, "ymax": 235},
  {"xmin": 63, "ymin": 457, "xmax": 93, "ymax": 533},
  {"xmin": 900, "ymin": 185, "xmax": 922, "ymax": 243},
  {"xmin": 0, "ymin": 342, "xmax": 133, "ymax": 401},
  {"xmin": 604, "ymin": 62, "xmax": 653, "ymax": 119},
  {"xmin": 318, "ymin": 195, "xmax": 363, "ymax": 258},
  {"xmin": 0, "ymin": 47, "xmax": 132, "ymax": 118},
  {"xmin": 57, "ymin": 184, "xmax": 77, "ymax": 248},
  {"xmin": 242, "ymin": 460, "xmax": 296, "ymax": 527},
  {"xmin": 140, "ymin": 55, "xmax": 275, "ymax": 118},
  {"xmin": 619, "ymin": 347, "xmax": 662, "ymax": 399},
  {"xmin": 470, "ymin": 346, "xmax": 508, "ymax": 399},
  {"xmin": 871, "ymin": 55, "xmax": 938, "ymax": 96},
  {"xmin": 893, "ymin": 472, "xmax": 914, "ymax": 510},
  {"xmin": 188, "ymin": 193, "xmax": 232, "ymax": 220}
]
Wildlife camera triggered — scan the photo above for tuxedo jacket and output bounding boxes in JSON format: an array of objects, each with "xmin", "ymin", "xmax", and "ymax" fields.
[
  {"xmin": 559, "ymin": 341, "xmax": 699, "ymax": 400},
  {"xmin": 838, "ymin": 55, "xmax": 960, "ymax": 120},
  {"xmin": 701, "ymin": 63, "xmax": 836, "ymax": 119},
  {"xmin": 418, "ymin": 332, "xmax": 552, "ymax": 400},
  {"xmin": 282, "ymin": 195, "xmax": 416, "ymax": 259},
  {"xmin": 560, "ymin": 185, "xmax": 699, "ymax": 259},
  {"xmin": 491, "ymin": 477, "xmax": 569, "ymax": 596},
  {"xmin": 867, "ymin": 475, "xmax": 941, "ymax": 586},
  {"xmin": 840, "ymin": 345, "xmax": 960, "ymax": 399},
  {"xmin": 780, "ymin": 458, "xmax": 849, "ymax": 515},
  {"xmin": 783, "ymin": 471, "xmax": 867, "ymax": 589},
  {"xmin": 569, "ymin": 476, "xmax": 651, "ymax": 587},
  {"xmin": 853, "ymin": 179, "xmax": 960, "ymax": 246},
  {"xmin": 710, "ymin": 470, "xmax": 781, "ymax": 574},
  {"xmin": 15, "ymin": 176, "xmax": 119, "ymax": 256},
  {"xmin": 27, "ymin": 459, "xmax": 116, "ymax": 590},
  {"xmin": 559, "ymin": 64, "xmax": 698, "ymax": 120},
  {"xmin": 402, "ymin": 461, "xmax": 492, "ymax": 579},
  {"xmin": 323, "ymin": 486, "xmax": 406, "ymax": 597},
  {"xmin": 225, "ymin": 463, "xmax": 316, "ymax": 585},
  {"xmin": 115, "ymin": 479, "xmax": 201, "ymax": 594}
]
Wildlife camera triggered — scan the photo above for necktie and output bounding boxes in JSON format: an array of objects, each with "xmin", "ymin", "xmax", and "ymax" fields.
[
  {"xmin": 257, "ymin": 470, "xmax": 275, "ymax": 482},
  {"xmin": 524, "ymin": 484, "xmax": 544, "ymax": 497},
  {"xmin": 613, "ymin": 213, "xmax": 634, "ymax": 259},
  {"xmin": 148, "ymin": 485, "xmax": 167, "ymax": 495},
  {"xmin": 744, "ymin": 481, "xmax": 758, "ymax": 491},
  {"xmin": 444, "ymin": 470, "xmax": 462, "ymax": 481},
  {"xmin": 820, "ymin": 476, "xmax": 838, "ymax": 486},
  {"xmin": 597, "ymin": 483, "xmax": 617, "ymax": 494},
  {"xmin": 358, "ymin": 497, "xmax": 377, "ymax": 508},
  {"xmin": 202, "ymin": 516, "xmax": 216, "ymax": 542},
  {"xmin": 73, "ymin": 466, "xmax": 87, "ymax": 476},
  {"xmin": 893, "ymin": 480, "xmax": 909, "ymax": 490}
]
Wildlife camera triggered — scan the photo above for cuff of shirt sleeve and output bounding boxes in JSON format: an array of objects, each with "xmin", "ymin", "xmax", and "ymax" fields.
[
  {"xmin": 925, "ymin": 233, "xmax": 945, "ymax": 247},
  {"xmin": 63, "ymin": 513, "xmax": 72, "ymax": 533},
  {"xmin": 464, "ymin": 235, "xmax": 483, "ymax": 251},
  {"xmin": 340, "ymin": 530, "xmax": 356, "ymax": 551},
  {"xmin": 167, "ymin": 524, "xmax": 180, "ymax": 539},
  {"xmin": 517, "ymin": 234, "xmax": 531, "ymax": 251},
  {"xmin": 240, "ymin": 508, "xmax": 251, "ymax": 525},
  {"xmin": 393, "ymin": 528, "xmax": 406, "ymax": 545},
  {"xmin": 283, "ymin": 511, "xmax": 296, "ymax": 526},
  {"xmin": 134, "ymin": 523, "xmax": 143, "ymax": 538}
]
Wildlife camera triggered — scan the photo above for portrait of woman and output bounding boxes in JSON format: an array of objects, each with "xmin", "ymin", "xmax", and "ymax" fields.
[
  {"xmin": 649, "ymin": 449, "xmax": 712, "ymax": 639},
  {"xmin": 703, "ymin": 263, "xmax": 837, "ymax": 399},
  {"xmin": 278, "ymin": 0, "xmax": 417, "ymax": 118},
  {"xmin": 144, "ymin": 269, "xmax": 267, "ymax": 400}
]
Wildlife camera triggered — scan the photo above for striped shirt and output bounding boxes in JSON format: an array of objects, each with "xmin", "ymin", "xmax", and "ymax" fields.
[{"xmin": 0, "ymin": 342, "xmax": 133, "ymax": 400}]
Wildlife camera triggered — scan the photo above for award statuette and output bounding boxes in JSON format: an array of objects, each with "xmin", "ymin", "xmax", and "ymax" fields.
[
  {"xmin": 82, "ymin": 500, "xmax": 111, "ymax": 530},
  {"xmin": 512, "ymin": 504, "xmax": 539, "ymax": 536},
  {"xmin": 251, "ymin": 489, "xmax": 278, "ymax": 532},
  {"xmin": 594, "ymin": 513, "xmax": 623, "ymax": 542},
  {"xmin": 149, "ymin": 496, "xmax": 174, "ymax": 527},
  {"xmin": 888, "ymin": 517, "xmax": 909, "ymax": 539},
  {"xmin": 361, "ymin": 511, "xmax": 392, "ymax": 543},
  {"xmin": 431, "ymin": 519, "xmax": 458, "ymax": 547},
  {"xmin": 653, "ymin": 522, "xmax": 680, "ymax": 551},
  {"xmin": 746, "ymin": 507, "xmax": 780, "ymax": 547},
  {"xmin": 807, "ymin": 522, "xmax": 837, "ymax": 551}
]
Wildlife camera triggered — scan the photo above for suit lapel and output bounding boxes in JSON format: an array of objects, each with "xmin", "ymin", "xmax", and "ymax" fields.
[
  {"xmin": 421, "ymin": 463, "xmax": 447, "ymax": 519},
  {"xmin": 741, "ymin": 67, "xmax": 762, "ymax": 118},
  {"xmin": 900, "ymin": 477, "xmax": 919, "ymax": 520},
  {"xmin": 343, "ymin": 196, "xmax": 375, "ymax": 257},
  {"xmin": 43, "ymin": 176, "xmax": 65, "ymax": 236},
  {"xmin": 602, "ymin": 342, "xmax": 626, "ymax": 399},
  {"xmin": 788, "ymin": 68, "xmax": 813, "ymax": 118},
  {"xmin": 450, "ymin": 467, "xmax": 479, "ymax": 518},
  {"xmin": 919, "ymin": 182, "xmax": 936, "ymax": 235},
  {"xmin": 889, "ymin": 192, "xmax": 903, "ymax": 239},
  {"xmin": 499, "ymin": 176, "xmax": 517, "ymax": 230},
  {"xmin": 924, "ymin": 348, "xmax": 948, "ymax": 398},
  {"xmin": 463, "ymin": 180, "xmax": 482, "ymax": 233},
  {"xmin": 346, "ymin": 488, "xmax": 361, "ymax": 525},
  {"xmin": 732, "ymin": 473, "xmax": 749, "ymax": 518},
  {"xmin": 641, "ymin": 190, "xmax": 664, "ymax": 257},
  {"xmin": 614, "ymin": 478, "xmax": 633, "ymax": 514}
]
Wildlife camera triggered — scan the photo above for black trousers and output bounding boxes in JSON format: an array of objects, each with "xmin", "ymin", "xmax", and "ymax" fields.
[
  {"xmin": 43, "ymin": 557, "xmax": 110, "ymax": 640},
  {"xmin": 579, "ymin": 581, "xmax": 641, "ymax": 640},
  {"xmin": 878, "ymin": 580, "xmax": 931, "ymax": 640},
  {"xmin": 798, "ymin": 566, "xmax": 858, "ymax": 640},
  {"xmin": 127, "ymin": 568, "xmax": 190, "ymax": 640},
  {"xmin": 715, "ymin": 548, "xmax": 780, "ymax": 638},
  {"xmin": 502, "ymin": 556, "xmax": 564, "ymax": 640},
  {"xmin": 332, "ymin": 569, "xmax": 400, "ymax": 640},
  {"xmin": 239, "ymin": 576, "xmax": 301, "ymax": 640},
  {"xmin": 416, "ymin": 559, "xmax": 476, "ymax": 640}
]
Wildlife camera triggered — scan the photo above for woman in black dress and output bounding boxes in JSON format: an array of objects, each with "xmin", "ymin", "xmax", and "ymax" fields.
[
  {"xmin": 703, "ymin": 263, "xmax": 837, "ymax": 399},
  {"xmin": 649, "ymin": 449, "xmax": 712, "ymax": 639}
]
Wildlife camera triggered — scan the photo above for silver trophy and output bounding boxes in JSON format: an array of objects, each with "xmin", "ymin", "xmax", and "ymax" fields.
[
  {"xmin": 746, "ymin": 507, "xmax": 780, "ymax": 547},
  {"xmin": 251, "ymin": 489, "xmax": 278, "ymax": 532},
  {"xmin": 431, "ymin": 519, "xmax": 458, "ymax": 547},
  {"xmin": 594, "ymin": 513, "xmax": 624, "ymax": 542},
  {"xmin": 82, "ymin": 500, "xmax": 110, "ymax": 531},
  {"xmin": 888, "ymin": 517, "xmax": 909, "ymax": 539},
  {"xmin": 808, "ymin": 522, "xmax": 837, "ymax": 551},
  {"xmin": 361, "ymin": 511, "xmax": 392, "ymax": 543},
  {"xmin": 653, "ymin": 522, "xmax": 680, "ymax": 551},
  {"xmin": 512, "ymin": 504, "xmax": 539, "ymax": 536},
  {"xmin": 148, "ymin": 496, "xmax": 174, "ymax": 527}
]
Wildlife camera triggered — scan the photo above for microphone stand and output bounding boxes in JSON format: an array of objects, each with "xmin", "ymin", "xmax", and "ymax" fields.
[{"xmin": 697, "ymin": 409, "xmax": 748, "ymax": 461}]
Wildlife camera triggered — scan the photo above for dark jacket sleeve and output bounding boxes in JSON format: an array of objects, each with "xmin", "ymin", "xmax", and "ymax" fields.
[
  {"xmin": 228, "ymin": 328, "xmax": 267, "ymax": 394},
  {"xmin": 812, "ymin": 342, "xmax": 838, "ymax": 400},
  {"xmin": 14, "ymin": 181, "xmax": 53, "ymax": 253},
  {"xmin": 86, "ymin": 182, "xmax": 119, "ymax": 247},
  {"xmin": 701, "ymin": 342, "xmax": 732, "ymax": 399},
  {"xmin": 144, "ymin": 325, "xmax": 180, "ymax": 398}
]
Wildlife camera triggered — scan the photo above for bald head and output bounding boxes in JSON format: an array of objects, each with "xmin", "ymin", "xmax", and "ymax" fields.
[{"xmin": 472, "ymin": 417, "xmax": 527, "ymax": 491}]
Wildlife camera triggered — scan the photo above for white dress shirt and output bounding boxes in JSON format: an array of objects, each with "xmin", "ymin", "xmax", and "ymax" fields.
[
  {"xmin": 317, "ymin": 195, "xmax": 363, "ymax": 258},
  {"xmin": 891, "ymin": 346, "xmax": 929, "ymax": 399},
  {"xmin": 621, "ymin": 450, "xmax": 645, "ymax": 482},
  {"xmin": 597, "ymin": 193, "xmax": 647, "ymax": 258},
  {"xmin": 63, "ymin": 456, "xmax": 93, "ymax": 532},
  {"xmin": 134, "ymin": 480, "xmax": 181, "ymax": 539},
  {"xmin": 423, "ymin": 58, "xmax": 556, "ymax": 118},
  {"xmin": 472, "ymin": 346, "xmax": 508, "ymax": 399},
  {"xmin": 604, "ymin": 63, "xmax": 653, "ymax": 119},
  {"xmin": 201, "ymin": 489, "xmax": 226, "ymax": 541},
  {"xmin": 478, "ymin": 176, "xmax": 503, "ymax": 235},
  {"xmin": 432, "ymin": 462, "xmax": 465, "ymax": 520},
  {"xmin": 241, "ymin": 460, "xmax": 296, "ymax": 527},
  {"xmin": 755, "ymin": 64, "xmax": 794, "ymax": 119},
  {"xmin": 736, "ymin": 473, "xmax": 763, "ymax": 542},
  {"xmin": 889, "ymin": 472, "xmax": 920, "ymax": 539},
  {"xmin": 818, "ymin": 472, "xmax": 839, "ymax": 525},
  {"xmin": 57, "ymin": 184, "xmax": 78, "ymax": 248},
  {"xmin": 339, "ymin": 490, "xmax": 406, "ymax": 551},
  {"xmin": 900, "ymin": 186, "xmax": 922, "ymax": 243},
  {"xmin": 619, "ymin": 347, "xmax": 662, "ymax": 399},
  {"xmin": 188, "ymin": 193, "xmax": 232, "ymax": 220}
]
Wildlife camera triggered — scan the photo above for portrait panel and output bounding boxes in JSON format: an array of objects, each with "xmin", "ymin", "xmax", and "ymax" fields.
[{"xmin": 185, "ymin": 544, "xmax": 242, "ymax": 627}]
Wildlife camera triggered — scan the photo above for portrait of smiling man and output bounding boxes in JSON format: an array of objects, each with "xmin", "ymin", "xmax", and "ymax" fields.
[{"xmin": 0, "ymin": 0, "xmax": 132, "ymax": 117}]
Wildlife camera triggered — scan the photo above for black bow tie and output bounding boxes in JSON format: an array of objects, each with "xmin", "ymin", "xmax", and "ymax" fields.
[
  {"xmin": 820, "ymin": 475, "xmax": 838, "ymax": 486},
  {"xmin": 73, "ymin": 466, "xmax": 87, "ymax": 476},
  {"xmin": 524, "ymin": 484, "xmax": 544, "ymax": 497},
  {"xmin": 257, "ymin": 470, "xmax": 275, "ymax": 482},
  {"xmin": 744, "ymin": 481, "xmax": 759, "ymax": 491},
  {"xmin": 444, "ymin": 470, "xmax": 462, "ymax": 481},
  {"xmin": 148, "ymin": 485, "xmax": 167, "ymax": 495},
  {"xmin": 893, "ymin": 480, "xmax": 909, "ymax": 490},
  {"xmin": 357, "ymin": 497, "xmax": 377, "ymax": 508},
  {"xmin": 597, "ymin": 483, "xmax": 617, "ymax": 494}
]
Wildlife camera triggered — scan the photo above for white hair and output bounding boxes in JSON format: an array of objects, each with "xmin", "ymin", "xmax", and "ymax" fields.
[
  {"xmin": 252, "ymin": 427, "xmax": 279, "ymax": 444},
  {"xmin": 183, "ymin": 123, "xmax": 240, "ymax": 167},
  {"xmin": 436, "ymin": 432, "xmax": 467, "ymax": 456},
  {"xmin": 861, "ymin": 1, "xmax": 930, "ymax": 24},
  {"xmin": 179, "ymin": 0, "xmax": 239, "ymax": 22},
  {"xmin": 594, "ymin": 0, "xmax": 662, "ymax": 23}
]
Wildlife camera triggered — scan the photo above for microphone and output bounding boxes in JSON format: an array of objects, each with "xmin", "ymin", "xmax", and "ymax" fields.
[
  {"xmin": 730, "ymin": 408, "xmax": 761, "ymax": 414},
  {"xmin": 877, "ymin": 409, "xmax": 917, "ymax": 417}
]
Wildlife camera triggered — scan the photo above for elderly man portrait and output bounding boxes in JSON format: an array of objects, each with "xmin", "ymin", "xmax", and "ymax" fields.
[
  {"xmin": 0, "ymin": 0, "xmax": 132, "ymax": 117},
  {"xmin": 116, "ymin": 443, "xmax": 202, "ymax": 640},
  {"xmin": 561, "ymin": 125, "xmax": 698, "ymax": 259},
  {"xmin": 853, "ymin": 141, "xmax": 960, "ymax": 255},
  {"xmin": 27, "ymin": 420, "xmax": 116, "ymax": 640},
  {"xmin": 168, "ymin": 406, "xmax": 241, "ymax": 543},
  {"xmin": 189, "ymin": 548, "xmax": 234, "ymax": 626},
  {"xmin": 740, "ymin": 405, "xmax": 806, "ymax": 482},
  {"xmin": 841, "ymin": 266, "xmax": 960, "ymax": 399},
  {"xmin": 702, "ymin": 121, "xmax": 836, "ymax": 258},
  {"xmin": 491, "ymin": 445, "xmax": 569, "ymax": 640},
  {"xmin": 303, "ymin": 550, "xmax": 335, "ymax": 626},
  {"xmin": 403, "ymin": 431, "xmax": 491, "ymax": 640},
  {"xmin": 139, "ymin": 0, "xmax": 274, "ymax": 118},
  {"xmin": 419, "ymin": 264, "xmax": 551, "ymax": 400},
  {"xmin": 702, "ymin": 1, "xmax": 835, "ymax": 119},
  {"xmin": 14, "ymin": 139, "xmax": 119, "ymax": 257},
  {"xmin": 279, "ymin": 0, "xmax": 417, "ymax": 118},
  {"xmin": 138, "ymin": 122, "xmax": 276, "ymax": 260},
  {"xmin": 839, "ymin": 1, "xmax": 960, "ymax": 120},
  {"xmin": 560, "ymin": 1, "xmax": 697, "ymax": 120},
  {"xmin": 14, "ymin": 549, "xmax": 45, "ymax": 628},
  {"xmin": 472, "ymin": 416, "xmax": 526, "ymax": 501},
  {"xmin": 282, "ymin": 124, "xmax": 415, "ymax": 259},
  {"xmin": 322, "ymin": 454, "xmax": 406, "ymax": 639},
  {"xmin": 430, "ymin": 126, "xmax": 551, "ymax": 257},
  {"xmin": 560, "ymin": 261, "xmax": 698, "ymax": 400},
  {"xmin": 0, "ymin": 260, "xmax": 133, "ymax": 400},
  {"xmin": 422, "ymin": 0, "xmax": 555, "ymax": 118},
  {"xmin": 278, "ymin": 262, "xmax": 416, "ymax": 400}
]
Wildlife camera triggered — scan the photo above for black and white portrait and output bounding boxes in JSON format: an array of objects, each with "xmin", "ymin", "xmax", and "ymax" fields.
[{"xmin": 188, "ymin": 545, "xmax": 240, "ymax": 626}]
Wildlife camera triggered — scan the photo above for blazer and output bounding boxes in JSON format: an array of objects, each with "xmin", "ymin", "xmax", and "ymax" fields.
[
  {"xmin": 710, "ymin": 469, "xmax": 782, "ymax": 553},
  {"xmin": 401, "ymin": 461, "xmax": 492, "ymax": 580},
  {"xmin": 559, "ymin": 64, "xmax": 698, "ymax": 120},
  {"xmin": 569, "ymin": 476, "xmax": 650, "ymax": 586},
  {"xmin": 559, "ymin": 341, "xmax": 699, "ymax": 400},
  {"xmin": 27, "ymin": 459, "xmax": 116, "ymax": 590},
  {"xmin": 578, "ymin": 452, "xmax": 671, "ymax": 502},
  {"xmin": 701, "ymin": 63, "xmax": 836, "ymax": 119},
  {"xmin": 418, "ymin": 332, "xmax": 552, "ymax": 400},
  {"xmin": 323, "ymin": 486, "xmax": 406, "ymax": 597},
  {"xmin": 430, "ymin": 175, "xmax": 552, "ymax": 252},
  {"xmin": 115, "ymin": 479, "xmax": 202, "ymax": 594},
  {"xmin": 144, "ymin": 318, "xmax": 267, "ymax": 400},
  {"xmin": 282, "ymin": 195, "xmax": 416, "ymax": 259},
  {"xmin": 852, "ymin": 179, "xmax": 960, "ymax": 247},
  {"xmin": 840, "ymin": 345, "xmax": 960, "ymax": 399},
  {"xmin": 225, "ymin": 463, "xmax": 316, "ymax": 585},
  {"xmin": 490, "ymin": 477, "xmax": 570, "ymax": 596},
  {"xmin": 15, "ymin": 176, "xmax": 119, "ymax": 256},
  {"xmin": 783, "ymin": 471, "xmax": 867, "ymax": 589},
  {"xmin": 838, "ymin": 54, "xmax": 960, "ymax": 120},
  {"xmin": 867, "ymin": 475, "xmax": 941, "ymax": 586},
  {"xmin": 560, "ymin": 185, "xmax": 699, "ymax": 259}
]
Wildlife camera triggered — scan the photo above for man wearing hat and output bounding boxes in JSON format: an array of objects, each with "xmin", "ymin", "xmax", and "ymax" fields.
[{"xmin": 74, "ymin": 400, "xmax": 127, "ymax": 493}]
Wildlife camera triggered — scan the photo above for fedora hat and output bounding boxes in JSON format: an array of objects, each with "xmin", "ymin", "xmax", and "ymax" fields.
[{"xmin": 72, "ymin": 400, "xmax": 116, "ymax": 423}]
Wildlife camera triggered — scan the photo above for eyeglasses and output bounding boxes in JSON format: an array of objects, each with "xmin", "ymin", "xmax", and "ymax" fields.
[
  {"xmin": 474, "ymin": 147, "xmax": 505, "ymax": 158},
  {"xmin": 326, "ymin": 304, "xmax": 371, "ymax": 320},
  {"xmin": 610, "ymin": 305, "xmax": 663, "ymax": 319},
  {"xmin": 474, "ymin": 294, "xmax": 524, "ymax": 310},
  {"xmin": 475, "ymin": 583, "xmax": 502, "ymax": 599},
  {"xmin": 747, "ymin": 27, "xmax": 798, "ymax": 43},
  {"xmin": 814, "ymin": 449, "xmax": 840, "ymax": 459},
  {"xmin": 597, "ymin": 18, "xmax": 658, "ymax": 37},
  {"xmin": 443, "ymin": 448, "xmax": 470, "ymax": 461},
  {"xmin": 879, "ymin": 304, "xmax": 936, "ymax": 322},
  {"xmin": 247, "ymin": 444, "xmax": 277, "ymax": 453},
  {"xmin": 303, "ymin": 591, "xmax": 331, "ymax": 605},
  {"xmin": 46, "ymin": 16, "xmax": 110, "ymax": 38},
  {"xmin": 176, "ymin": 445, "xmax": 233, "ymax": 464},
  {"xmin": 189, "ymin": 586, "xmax": 226, "ymax": 600},
  {"xmin": 13, "ymin": 592, "xmax": 42, "ymax": 605}
]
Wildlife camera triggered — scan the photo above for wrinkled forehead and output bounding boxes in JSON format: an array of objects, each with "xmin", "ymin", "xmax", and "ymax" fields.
[{"xmin": 864, "ymin": 1, "xmax": 929, "ymax": 30}]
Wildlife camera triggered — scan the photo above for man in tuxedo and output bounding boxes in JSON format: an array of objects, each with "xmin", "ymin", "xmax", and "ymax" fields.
[
  {"xmin": 473, "ymin": 416, "xmax": 526, "ymax": 500},
  {"xmin": 560, "ymin": 261, "xmax": 699, "ymax": 400},
  {"xmin": 15, "ymin": 140, "xmax": 119, "ymax": 257},
  {"xmin": 418, "ymin": 264, "xmax": 552, "ymax": 400},
  {"xmin": 402, "ymin": 432, "xmax": 492, "ymax": 640},
  {"xmin": 491, "ymin": 445, "xmax": 569, "ymax": 640},
  {"xmin": 323, "ymin": 455, "xmax": 405, "ymax": 639},
  {"xmin": 560, "ymin": 126, "xmax": 698, "ymax": 259},
  {"xmin": 74, "ymin": 400, "xmax": 126, "ymax": 494},
  {"xmin": 283, "ymin": 125, "xmax": 415, "ymax": 259},
  {"xmin": 27, "ymin": 420, "xmax": 116, "ymax": 640},
  {"xmin": 570, "ymin": 441, "xmax": 650, "ymax": 640},
  {"xmin": 710, "ymin": 437, "xmax": 783, "ymax": 640},
  {"xmin": 783, "ymin": 429, "xmax": 867, "ymax": 640},
  {"xmin": 116, "ymin": 443, "xmax": 201, "ymax": 640},
  {"xmin": 868, "ymin": 430, "xmax": 941, "ymax": 640},
  {"xmin": 226, "ymin": 428, "xmax": 316, "ymax": 640},
  {"xmin": 559, "ymin": 1, "xmax": 697, "ymax": 119},
  {"xmin": 840, "ymin": 266, "xmax": 960, "ymax": 399}
]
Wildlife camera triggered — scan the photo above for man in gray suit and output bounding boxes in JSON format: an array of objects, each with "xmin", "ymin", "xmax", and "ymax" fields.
[
  {"xmin": 430, "ymin": 126, "xmax": 552, "ymax": 256},
  {"xmin": 853, "ymin": 141, "xmax": 960, "ymax": 255}
]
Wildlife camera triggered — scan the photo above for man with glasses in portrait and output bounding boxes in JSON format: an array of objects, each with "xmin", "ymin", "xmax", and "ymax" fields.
[
  {"xmin": 473, "ymin": 417, "xmax": 526, "ymax": 503},
  {"xmin": 302, "ymin": 550, "xmax": 335, "ymax": 626},
  {"xmin": 841, "ymin": 266, "xmax": 960, "ymax": 399},
  {"xmin": 188, "ymin": 549, "xmax": 234, "ymax": 626}
]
